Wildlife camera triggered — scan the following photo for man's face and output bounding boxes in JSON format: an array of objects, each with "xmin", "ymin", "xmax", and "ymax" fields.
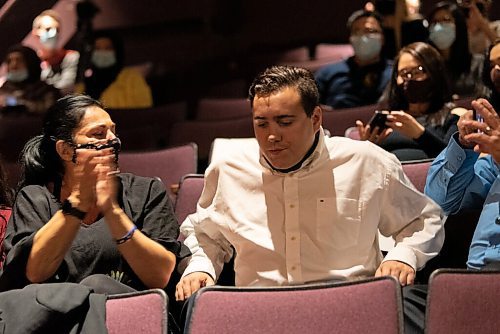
[
  {"xmin": 252, "ymin": 87, "xmax": 321, "ymax": 170},
  {"xmin": 33, "ymin": 15, "xmax": 59, "ymax": 40}
]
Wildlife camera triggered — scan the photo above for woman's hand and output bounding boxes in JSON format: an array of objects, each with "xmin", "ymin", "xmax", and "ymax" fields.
[
  {"xmin": 386, "ymin": 111, "xmax": 425, "ymax": 139},
  {"xmin": 356, "ymin": 120, "xmax": 392, "ymax": 144},
  {"xmin": 93, "ymin": 148, "xmax": 120, "ymax": 214}
]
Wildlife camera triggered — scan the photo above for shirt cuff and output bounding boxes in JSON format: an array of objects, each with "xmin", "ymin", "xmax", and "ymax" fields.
[
  {"xmin": 445, "ymin": 133, "xmax": 479, "ymax": 173},
  {"xmin": 181, "ymin": 259, "xmax": 217, "ymax": 281},
  {"xmin": 382, "ymin": 245, "xmax": 417, "ymax": 271}
]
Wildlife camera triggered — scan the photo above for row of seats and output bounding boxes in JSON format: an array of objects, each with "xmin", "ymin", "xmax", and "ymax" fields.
[{"xmin": 108, "ymin": 269, "xmax": 500, "ymax": 333}]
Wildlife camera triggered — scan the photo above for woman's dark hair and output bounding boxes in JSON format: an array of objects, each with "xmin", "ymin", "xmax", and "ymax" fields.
[
  {"xmin": 18, "ymin": 94, "xmax": 103, "ymax": 189},
  {"xmin": 84, "ymin": 30, "xmax": 125, "ymax": 100},
  {"xmin": 427, "ymin": 1, "xmax": 471, "ymax": 79},
  {"xmin": 249, "ymin": 65, "xmax": 319, "ymax": 117},
  {"xmin": 385, "ymin": 42, "xmax": 452, "ymax": 114},
  {"xmin": 0, "ymin": 158, "xmax": 12, "ymax": 208},
  {"xmin": 5, "ymin": 44, "xmax": 42, "ymax": 84}
]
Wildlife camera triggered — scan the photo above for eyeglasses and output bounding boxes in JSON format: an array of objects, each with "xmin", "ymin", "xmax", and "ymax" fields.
[{"xmin": 397, "ymin": 66, "xmax": 426, "ymax": 81}]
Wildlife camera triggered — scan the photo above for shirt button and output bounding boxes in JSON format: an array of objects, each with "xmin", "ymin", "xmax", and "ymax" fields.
[
  {"xmin": 291, "ymin": 236, "xmax": 296, "ymax": 241},
  {"xmin": 291, "ymin": 266, "xmax": 296, "ymax": 271},
  {"xmin": 496, "ymin": 217, "xmax": 500, "ymax": 225},
  {"xmin": 290, "ymin": 204, "xmax": 295, "ymax": 208},
  {"xmin": 458, "ymin": 156, "xmax": 462, "ymax": 161}
]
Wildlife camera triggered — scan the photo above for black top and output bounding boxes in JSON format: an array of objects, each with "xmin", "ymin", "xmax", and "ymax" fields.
[
  {"xmin": 0, "ymin": 173, "xmax": 190, "ymax": 291},
  {"xmin": 379, "ymin": 103, "xmax": 459, "ymax": 161}
]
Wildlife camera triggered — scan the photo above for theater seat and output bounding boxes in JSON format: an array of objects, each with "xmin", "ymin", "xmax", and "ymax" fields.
[{"xmin": 184, "ymin": 276, "xmax": 403, "ymax": 334}]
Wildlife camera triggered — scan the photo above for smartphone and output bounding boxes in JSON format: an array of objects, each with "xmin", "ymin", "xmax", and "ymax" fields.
[
  {"xmin": 368, "ymin": 110, "xmax": 390, "ymax": 134},
  {"xmin": 473, "ymin": 108, "xmax": 484, "ymax": 133}
]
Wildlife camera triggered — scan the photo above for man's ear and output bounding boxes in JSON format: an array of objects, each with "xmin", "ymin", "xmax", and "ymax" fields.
[
  {"xmin": 311, "ymin": 106, "xmax": 322, "ymax": 132},
  {"xmin": 55, "ymin": 140, "xmax": 74, "ymax": 162}
]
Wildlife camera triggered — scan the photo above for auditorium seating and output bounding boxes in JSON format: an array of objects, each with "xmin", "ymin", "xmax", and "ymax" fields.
[
  {"xmin": 119, "ymin": 143, "xmax": 198, "ymax": 199},
  {"xmin": 106, "ymin": 289, "xmax": 168, "ymax": 334},
  {"xmin": 426, "ymin": 269, "xmax": 500, "ymax": 334},
  {"xmin": 184, "ymin": 276, "xmax": 403, "ymax": 334},
  {"xmin": 322, "ymin": 104, "xmax": 376, "ymax": 136}
]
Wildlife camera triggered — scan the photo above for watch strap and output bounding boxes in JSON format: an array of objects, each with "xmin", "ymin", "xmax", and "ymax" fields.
[{"xmin": 62, "ymin": 199, "xmax": 87, "ymax": 220}]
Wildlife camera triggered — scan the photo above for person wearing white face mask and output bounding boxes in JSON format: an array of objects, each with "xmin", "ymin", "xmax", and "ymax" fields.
[
  {"xmin": 75, "ymin": 30, "xmax": 152, "ymax": 109},
  {"xmin": 315, "ymin": 10, "xmax": 393, "ymax": 109},
  {"xmin": 32, "ymin": 10, "xmax": 80, "ymax": 94},
  {"xmin": 0, "ymin": 45, "xmax": 60, "ymax": 114},
  {"xmin": 427, "ymin": 1, "xmax": 479, "ymax": 97}
]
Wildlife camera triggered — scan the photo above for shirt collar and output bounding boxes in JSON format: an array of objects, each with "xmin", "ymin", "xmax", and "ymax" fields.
[{"xmin": 259, "ymin": 127, "xmax": 327, "ymax": 175}]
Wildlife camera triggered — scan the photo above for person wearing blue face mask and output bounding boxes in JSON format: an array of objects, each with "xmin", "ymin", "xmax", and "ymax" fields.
[
  {"xmin": 75, "ymin": 30, "xmax": 153, "ymax": 109},
  {"xmin": 32, "ymin": 10, "xmax": 80, "ymax": 94},
  {"xmin": 0, "ymin": 45, "xmax": 60, "ymax": 114},
  {"xmin": 427, "ymin": 2, "xmax": 478, "ymax": 97},
  {"xmin": 315, "ymin": 10, "xmax": 393, "ymax": 109}
]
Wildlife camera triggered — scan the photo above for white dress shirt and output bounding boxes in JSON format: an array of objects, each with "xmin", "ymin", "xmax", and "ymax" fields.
[{"xmin": 181, "ymin": 129, "xmax": 445, "ymax": 286}]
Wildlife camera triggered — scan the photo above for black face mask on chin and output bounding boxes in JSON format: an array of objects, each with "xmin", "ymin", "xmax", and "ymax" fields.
[
  {"xmin": 71, "ymin": 137, "xmax": 121, "ymax": 164},
  {"xmin": 398, "ymin": 79, "xmax": 433, "ymax": 104}
]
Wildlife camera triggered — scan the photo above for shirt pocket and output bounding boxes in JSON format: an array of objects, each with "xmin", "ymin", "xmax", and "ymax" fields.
[{"xmin": 316, "ymin": 197, "xmax": 361, "ymax": 250}]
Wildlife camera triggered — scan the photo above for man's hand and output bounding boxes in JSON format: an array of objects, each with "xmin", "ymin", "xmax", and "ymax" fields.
[
  {"xmin": 375, "ymin": 260, "xmax": 415, "ymax": 286},
  {"xmin": 463, "ymin": 99, "xmax": 500, "ymax": 163},
  {"xmin": 175, "ymin": 272, "xmax": 215, "ymax": 301}
]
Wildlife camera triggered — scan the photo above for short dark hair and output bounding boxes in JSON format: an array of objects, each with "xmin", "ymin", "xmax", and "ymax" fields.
[
  {"xmin": 5, "ymin": 45, "xmax": 41, "ymax": 84},
  {"xmin": 385, "ymin": 42, "xmax": 451, "ymax": 114},
  {"xmin": 248, "ymin": 66, "xmax": 319, "ymax": 117},
  {"xmin": 346, "ymin": 10, "xmax": 383, "ymax": 32},
  {"xmin": 19, "ymin": 94, "xmax": 103, "ymax": 189}
]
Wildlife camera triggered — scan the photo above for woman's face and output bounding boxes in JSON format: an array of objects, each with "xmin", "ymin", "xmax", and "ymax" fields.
[
  {"xmin": 396, "ymin": 52, "xmax": 427, "ymax": 85},
  {"xmin": 6, "ymin": 52, "xmax": 27, "ymax": 72},
  {"xmin": 431, "ymin": 8, "xmax": 455, "ymax": 25},
  {"xmin": 489, "ymin": 43, "xmax": 500, "ymax": 93},
  {"xmin": 72, "ymin": 106, "xmax": 117, "ymax": 146}
]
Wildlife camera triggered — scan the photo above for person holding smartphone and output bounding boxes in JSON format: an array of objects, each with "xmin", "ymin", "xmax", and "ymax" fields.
[{"xmin": 356, "ymin": 42, "xmax": 461, "ymax": 161}]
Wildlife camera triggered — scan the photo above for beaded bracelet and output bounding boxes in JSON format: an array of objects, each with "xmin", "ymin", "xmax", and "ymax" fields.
[{"xmin": 116, "ymin": 225, "xmax": 138, "ymax": 244}]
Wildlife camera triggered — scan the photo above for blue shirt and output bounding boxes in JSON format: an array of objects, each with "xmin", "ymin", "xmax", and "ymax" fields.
[
  {"xmin": 425, "ymin": 133, "xmax": 500, "ymax": 269},
  {"xmin": 315, "ymin": 56, "xmax": 393, "ymax": 109}
]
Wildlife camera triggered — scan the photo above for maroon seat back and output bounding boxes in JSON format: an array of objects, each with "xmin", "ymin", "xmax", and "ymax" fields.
[
  {"xmin": 195, "ymin": 98, "xmax": 251, "ymax": 121},
  {"xmin": 426, "ymin": 269, "xmax": 500, "ymax": 334},
  {"xmin": 106, "ymin": 289, "xmax": 168, "ymax": 334},
  {"xmin": 174, "ymin": 174, "xmax": 205, "ymax": 224},
  {"xmin": 401, "ymin": 159, "xmax": 433, "ymax": 193},
  {"xmin": 185, "ymin": 276, "xmax": 403, "ymax": 334},
  {"xmin": 119, "ymin": 143, "xmax": 198, "ymax": 198},
  {"xmin": 322, "ymin": 104, "xmax": 376, "ymax": 136}
]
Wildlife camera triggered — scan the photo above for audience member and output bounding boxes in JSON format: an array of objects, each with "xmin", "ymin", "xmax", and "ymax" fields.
[
  {"xmin": 480, "ymin": 38, "xmax": 500, "ymax": 111},
  {"xmin": 176, "ymin": 65, "xmax": 444, "ymax": 305},
  {"xmin": 367, "ymin": 0, "xmax": 429, "ymax": 59},
  {"xmin": 356, "ymin": 42, "xmax": 460, "ymax": 161},
  {"xmin": 76, "ymin": 30, "xmax": 153, "ymax": 109},
  {"xmin": 427, "ymin": 1, "xmax": 476, "ymax": 96},
  {"xmin": 459, "ymin": 0, "xmax": 500, "ymax": 56},
  {"xmin": 0, "ymin": 94, "xmax": 188, "ymax": 293},
  {"xmin": 0, "ymin": 45, "xmax": 60, "ymax": 115},
  {"xmin": 32, "ymin": 10, "xmax": 79, "ymax": 93},
  {"xmin": 0, "ymin": 158, "xmax": 13, "ymax": 269},
  {"xmin": 425, "ymin": 97, "xmax": 500, "ymax": 270},
  {"xmin": 315, "ymin": 10, "xmax": 393, "ymax": 109}
]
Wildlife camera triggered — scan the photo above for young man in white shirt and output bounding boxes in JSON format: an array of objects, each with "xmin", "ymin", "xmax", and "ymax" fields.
[{"xmin": 176, "ymin": 65, "xmax": 444, "ymax": 332}]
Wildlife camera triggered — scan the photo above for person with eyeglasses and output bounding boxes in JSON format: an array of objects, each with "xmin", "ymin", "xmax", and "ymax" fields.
[
  {"xmin": 315, "ymin": 10, "xmax": 393, "ymax": 109},
  {"xmin": 356, "ymin": 42, "xmax": 462, "ymax": 161}
]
